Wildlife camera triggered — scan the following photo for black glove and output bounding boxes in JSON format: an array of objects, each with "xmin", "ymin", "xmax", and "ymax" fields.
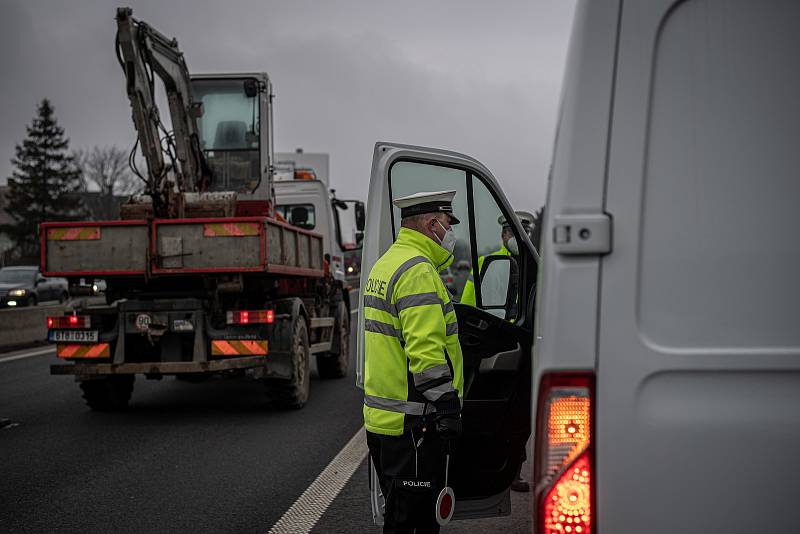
[
  {"xmin": 434, "ymin": 412, "xmax": 462, "ymax": 441},
  {"xmin": 433, "ymin": 391, "xmax": 462, "ymax": 441}
]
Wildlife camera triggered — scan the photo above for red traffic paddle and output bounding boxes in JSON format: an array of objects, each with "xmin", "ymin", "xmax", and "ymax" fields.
[{"xmin": 435, "ymin": 453, "xmax": 455, "ymax": 526}]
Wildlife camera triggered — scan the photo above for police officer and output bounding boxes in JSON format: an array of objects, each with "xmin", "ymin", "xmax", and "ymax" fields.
[
  {"xmin": 460, "ymin": 210, "xmax": 535, "ymax": 308},
  {"xmin": 363, "ymin": 190, "xmax": 464, "ymax": 533}
]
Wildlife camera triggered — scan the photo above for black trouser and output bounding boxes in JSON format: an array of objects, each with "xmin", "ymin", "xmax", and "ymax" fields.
[{"xmin": 366, "ymin": 421, "xmax": 445, "ymax": 534}]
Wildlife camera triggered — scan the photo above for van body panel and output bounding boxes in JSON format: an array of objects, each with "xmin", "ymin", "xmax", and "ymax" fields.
[{"xmin": 595, "ymin": 0, "xmax": 800, "ymax": 532}]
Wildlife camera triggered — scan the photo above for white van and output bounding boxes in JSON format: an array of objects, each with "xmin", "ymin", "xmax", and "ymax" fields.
[{"xmin": 357, "ymin": 0, "xmax": 800, "ymax": 532}]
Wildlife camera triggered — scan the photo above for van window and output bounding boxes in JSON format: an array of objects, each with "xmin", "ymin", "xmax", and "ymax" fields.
[
  {"xmin": 388, "ymin": 160, "xmax": 521, "ymax": 319},
  {"xmin": 639, "ymin": 0, "xmax": 800, "ymax": 349}
]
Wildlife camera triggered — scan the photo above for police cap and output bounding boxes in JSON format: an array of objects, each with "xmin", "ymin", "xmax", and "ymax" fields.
[
  {"xmin": 393, "ymin": 190, "xmax": 461, "ymax": 225},
  {"xmin": 498, "ymin": 210, "xmax": 535, "ymax": 229}
]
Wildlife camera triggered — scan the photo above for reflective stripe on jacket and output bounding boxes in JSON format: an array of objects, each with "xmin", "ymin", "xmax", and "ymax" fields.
[
  {"xmin": 459, "ymin": 243, "xmax": 511, "ymax": 307},
  {"xmin": 363, "ymin": 227, "xmax": 464, "ymax": 436}
]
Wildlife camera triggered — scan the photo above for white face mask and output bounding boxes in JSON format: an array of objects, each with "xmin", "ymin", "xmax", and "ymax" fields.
[
  {"xmin": 434, "ymin": 219, "xmax": 457, "ymax": 254},
  {"xmin": 507, "ymin": 237, "xmax": 519, "ymax": 255}
]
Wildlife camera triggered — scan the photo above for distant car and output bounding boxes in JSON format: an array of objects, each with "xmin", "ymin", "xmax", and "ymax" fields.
[{"xmin": 0, "ymin": 266, "xmax": 69, "ymax": 307}]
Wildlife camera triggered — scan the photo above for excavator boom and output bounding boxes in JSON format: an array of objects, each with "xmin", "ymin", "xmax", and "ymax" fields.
[{"xmin": 115, "ymin": 7, "xmax": 208, "ymax": 214}]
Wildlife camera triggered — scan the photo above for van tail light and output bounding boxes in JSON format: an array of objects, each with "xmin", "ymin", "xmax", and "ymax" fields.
[
  {"xmin": 534, "ymin": 372, "xmax": 594, "ymax": 534},
  {"xmin": 48, "ymin": 315, "xmax": 91, "ymax": 329},
  {"xmin": 226, "ymin": 310, "xmax": 274, "ymax": 325}
]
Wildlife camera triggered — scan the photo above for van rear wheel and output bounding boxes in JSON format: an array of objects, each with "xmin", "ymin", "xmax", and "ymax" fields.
[{"xmin": 80, "ymin": 376, "xmax": 134, "ymax": 411}]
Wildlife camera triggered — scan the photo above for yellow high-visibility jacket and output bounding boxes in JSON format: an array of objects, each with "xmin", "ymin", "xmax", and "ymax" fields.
[
  {"xmin": 459, "ymin": 244, "xmax": 511, "ymax": 307},
  {"xmin": 363, "ymin": 227, "xmax": 464, "ymax": 436}
]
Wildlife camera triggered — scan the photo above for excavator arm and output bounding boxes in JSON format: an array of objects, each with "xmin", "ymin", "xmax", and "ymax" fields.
[{"xmin": 115, "ymin": 7, "xmax": 209, "ymax": 214}]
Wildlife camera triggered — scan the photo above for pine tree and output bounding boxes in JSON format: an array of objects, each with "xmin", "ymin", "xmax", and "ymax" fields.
[{"xmin": 1, "ymin": 99, "xmax": 86, "ymax": 260}]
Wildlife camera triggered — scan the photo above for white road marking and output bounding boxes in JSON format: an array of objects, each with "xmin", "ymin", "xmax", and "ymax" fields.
[
  {"xmin": 0, "ymin": 346, "xmax": 56, "ymax": 364},
  {"xmin": 267, "ymin": 427, "xmax": 368, "ymax": 534}
]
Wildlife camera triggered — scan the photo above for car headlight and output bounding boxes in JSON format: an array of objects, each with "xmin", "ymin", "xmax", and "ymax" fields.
[
  {"xmin": 92, "ymin": 284, "xmax": 98, "ymax": 293},
  {"xmin": 9, "ymin": 289, "xmax": 26, "ymax": 297}
]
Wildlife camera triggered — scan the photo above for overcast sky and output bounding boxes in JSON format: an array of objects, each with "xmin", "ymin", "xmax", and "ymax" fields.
[{"xmin": 0, "ymin": 0, "xmax": 576, "ymax": 209}]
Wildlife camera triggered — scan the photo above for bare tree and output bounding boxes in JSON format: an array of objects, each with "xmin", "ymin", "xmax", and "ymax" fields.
[{"xmin": 75, "ymin": 145, "xmax": 142, "ymax": 196}]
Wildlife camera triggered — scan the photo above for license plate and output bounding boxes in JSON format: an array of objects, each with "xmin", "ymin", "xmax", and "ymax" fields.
[{"xmin": 49, "ymin": 330, "xmax": 99, "ymax": 342}]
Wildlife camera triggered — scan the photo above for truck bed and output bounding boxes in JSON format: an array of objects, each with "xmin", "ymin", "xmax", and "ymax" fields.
[{"xmin": 41, "ymin": 216, "xmax": 324, "ymax": 278}]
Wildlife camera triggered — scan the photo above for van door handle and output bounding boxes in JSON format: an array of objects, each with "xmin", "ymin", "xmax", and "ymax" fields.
[{"xmin": 552, "ymin": 213, "xmax": 612, "ymax": 255}]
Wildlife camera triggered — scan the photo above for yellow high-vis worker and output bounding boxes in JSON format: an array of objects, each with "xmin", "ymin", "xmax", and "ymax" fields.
[
  {"xmin": 363, "ymin": 190, "xmax": 464, "ymax": 534},
  {"xmin": 460, "ymin": 210, "xmax": 534, "ymax": 308}
]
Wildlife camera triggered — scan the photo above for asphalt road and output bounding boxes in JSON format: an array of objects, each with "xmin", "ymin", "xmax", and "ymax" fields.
[{"xmin": 1, "ymin": 290, "xmax": 532, "ymax": 533}]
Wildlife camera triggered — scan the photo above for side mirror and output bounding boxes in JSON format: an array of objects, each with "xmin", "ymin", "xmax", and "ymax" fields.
[
  {"xmin": 355, "ymin": 201, "xmax": 366, "ymax": 232},
  {"xmin": 333, "ymin": 199, "xmax": 366, "ymax": 251},
  {"xmin": 478, "ymin": 255, "xmax": 519, "ymax": 316},
  {"xmin": 243, "ymin": 79, "xmax": 259, "ymax": 98}
]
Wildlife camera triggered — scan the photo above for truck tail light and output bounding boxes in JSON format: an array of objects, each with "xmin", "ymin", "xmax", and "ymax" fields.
[
  {"xmin": 226, "ymin": 310, "xmax": 274, "ymax": 325},
  {"xmin": 48, "ymin": 315, "xmax": 91, "ymax": 329},
  {"xmin": 534, "ymin": 372, "xmax": 594, "ymax": 534}
]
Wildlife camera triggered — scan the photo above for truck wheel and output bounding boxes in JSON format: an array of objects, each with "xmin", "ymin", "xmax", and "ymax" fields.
[
  {"xmin": 266, "ymin": 319, "xmax": 310, "ymax": 409},
  {"xmin": 79, "ymin": 376, "xmax": 135, "ymax": 411},
  {"xmin": 317, "ymin": 304, "xmax": 349, "ymax": 379}
]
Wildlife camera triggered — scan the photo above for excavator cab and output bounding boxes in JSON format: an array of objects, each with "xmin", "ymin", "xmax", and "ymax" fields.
[
  {"xmin": 115, "ymin": 8, "xmax": 274, "ymax": 212},
  {"xmin": 191, "ymin": 75, "xmax": 273, "ymax": 197}
]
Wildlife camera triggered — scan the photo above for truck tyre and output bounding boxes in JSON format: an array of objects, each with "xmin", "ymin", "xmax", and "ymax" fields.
[
  {"xmin": 80, "ymin": 376, "xmax": 135, "ymax": 411},
  {"xmin": 266, "ymin": 319, "xmax": 310, "ymax": 409},
  {"xmin": 317, "ymin": 304, "xmax": 349, "ymax": 379}
]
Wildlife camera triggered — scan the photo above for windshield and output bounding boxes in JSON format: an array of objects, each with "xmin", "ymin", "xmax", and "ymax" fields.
[
  {"xmin": 0, "ymin": 269, "xmax": 35, "ymax": 284},
  {"xmin": 192, "ymin": 78, "xmax": 261, "ymax": 193}
]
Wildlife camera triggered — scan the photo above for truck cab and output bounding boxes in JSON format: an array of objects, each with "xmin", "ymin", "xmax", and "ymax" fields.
[
  {"xmin": 273, "ymin": 153, "xmax": 365, "ymax": 282},
  {"xmin": 358, "ymin": 0, "xmax": 800, "ymax": 531}
]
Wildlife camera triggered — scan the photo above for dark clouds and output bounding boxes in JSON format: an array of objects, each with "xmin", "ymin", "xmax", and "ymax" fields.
[{"xmin": 0, "ymin": 0, "xmax": 575, "ymax": 206}]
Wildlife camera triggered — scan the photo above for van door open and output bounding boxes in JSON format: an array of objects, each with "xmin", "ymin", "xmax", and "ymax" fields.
[{"xmin": 356, "ymin": 143, "xmax": 538, "ymax": 523}]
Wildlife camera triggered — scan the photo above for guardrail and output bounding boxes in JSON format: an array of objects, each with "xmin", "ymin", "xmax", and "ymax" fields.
[{"xmin": 0, "ymin": 304, "xmax": 65, "ymax": 351}]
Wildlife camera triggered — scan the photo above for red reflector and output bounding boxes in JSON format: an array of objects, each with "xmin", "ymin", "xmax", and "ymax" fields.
[
  {"xmin": 535, "ymin": 372, "xmax": 593, "ymax": 534},
  {"xmin": 226, "ymin": 310, "xmax": 275, "ymax": 325},
  {"xmin": 210, "ymin": 339, "xmax": 268, "ymax": 356},
  {"xmin": 48, "ymin": 315, "xmax": 91, "ymax": 329},
  {"xmin": 57, "ymin": 343, "xmax": 110, "ymax": 359}
]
